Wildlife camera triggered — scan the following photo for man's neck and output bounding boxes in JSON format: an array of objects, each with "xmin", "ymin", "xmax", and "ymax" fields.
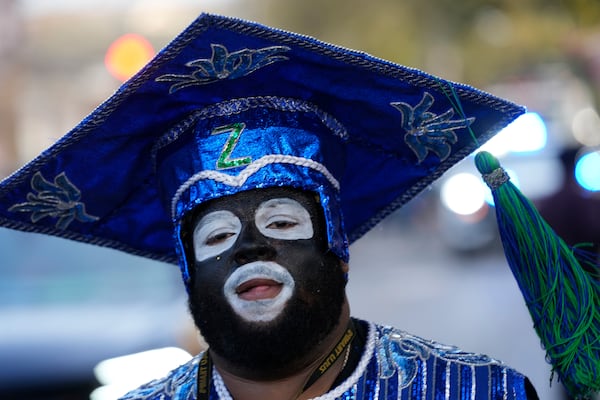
[{"xmin": 211, "ymin": 301, "xmax": 352, "ymax": 400}]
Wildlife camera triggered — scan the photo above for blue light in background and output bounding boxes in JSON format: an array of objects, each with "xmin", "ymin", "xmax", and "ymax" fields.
[
  {"xmin": 480, "ymin": 112, "xmax": 547, "ymax": 157},
  {"xmin": 575, "ymin": 151, "xmax": 600, "ymax": 192}
]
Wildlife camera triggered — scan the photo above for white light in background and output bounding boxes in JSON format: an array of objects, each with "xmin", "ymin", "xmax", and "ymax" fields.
[
  {"xmin": 441, "ymin": 169, "xmax": 523, "ymax": 216},
  {"xmin": 440, "ymin": 173, "xmax": 487, "ymax": 215},
  {"xmin": 480, "ymin": 112, "xmax": 547, "ymax": 157},
  {"xmin": 571, "ymin": 107, "xmax": 600, "ymax": 146},
  {"xmin": 90, "ymin": 347, "xmax": 192, "ymax": 400},
  {"xmin": 575, "ymin": 151, "xmax": 600, "ymax": 192}
]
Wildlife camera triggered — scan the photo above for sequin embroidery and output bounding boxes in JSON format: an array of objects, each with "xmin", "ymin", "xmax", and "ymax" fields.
[
  {"xmin": 212, "ymin": 123, "xmax": 252, "ymax": 169},
  {"xmin": 119, "ymin": 355, "xmax": 199, "ymax": 400},
  {"xmin": 378, "ymin": 326, "xmax": 496, "ymax": 391},
  {"xmin": 8, "ymin": 172, "xmax": 98, "ymax": 229},
  {"xmin": 118, "ymin": 322, "xmax": 531, "ymax": 400},
  {"xmin": 156, "ymin": 44, "xmax": 291, "ymax": 93},
  {"xmin": 390, "ymin": 92, "xmax": 475, "ymax": 164}
]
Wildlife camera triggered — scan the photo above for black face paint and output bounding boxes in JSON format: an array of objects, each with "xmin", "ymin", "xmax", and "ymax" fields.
[{"xmin": 186, "ymin": 187, "xmax": 346, "ymax": 377}]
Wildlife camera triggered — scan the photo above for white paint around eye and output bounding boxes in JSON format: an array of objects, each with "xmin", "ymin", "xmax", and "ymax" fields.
[
  {"xmin": 255, "ymin": 197, "xmax": 314, "ymax": 240},
  {"xmin": 193, "ymin": 210, "xmax": 241, "ymax": 262}
]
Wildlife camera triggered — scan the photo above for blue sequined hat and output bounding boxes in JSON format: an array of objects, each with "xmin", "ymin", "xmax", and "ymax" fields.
[{"xmin": 0, "ymin": 13, "xmax": 524, "ymax": 284}]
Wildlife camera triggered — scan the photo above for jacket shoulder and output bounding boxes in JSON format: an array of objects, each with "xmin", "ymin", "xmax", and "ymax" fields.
[
  {"xmin": 374, "ymin": 324, "xmax": 534, "ymax": 399},
  {"xmin": 118, "ymin": 353, "xmax": 201, "ymax": 400}
]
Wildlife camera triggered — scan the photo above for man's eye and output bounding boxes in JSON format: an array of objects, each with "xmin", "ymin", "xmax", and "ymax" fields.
[
  {"xmin": 205, "ymin": 232, "xmax": 235, "ymax": 245},
  {"xmin": 266, "ymin": 219, "xmax": 299, "ymax": 230},
  {"xmin": 193, "ymin": 210, "xmax": 241, "ymax": 262},
  {"xmin": 255, "ymin": 198, "xmax": 313, "ymax": 240}
]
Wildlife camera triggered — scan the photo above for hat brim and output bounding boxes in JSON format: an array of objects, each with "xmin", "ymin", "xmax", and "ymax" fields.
[{"xmin": 0, "ymin": 13, "xmax": 524, "ymax": 264}]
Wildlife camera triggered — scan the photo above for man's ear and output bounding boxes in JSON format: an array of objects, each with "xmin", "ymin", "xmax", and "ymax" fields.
[
  {"xmin": 340, "ymin": 261, "xmax": 349, "ymax": 274},
  {"xmin": 340, "ymin": 261, "xmax": 350, "ymax": 285}
]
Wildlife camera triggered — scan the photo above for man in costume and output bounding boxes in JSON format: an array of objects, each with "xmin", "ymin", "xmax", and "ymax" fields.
[{"xmin": 1, "ymin": 13, "xmax": 598, "ymax": 400}]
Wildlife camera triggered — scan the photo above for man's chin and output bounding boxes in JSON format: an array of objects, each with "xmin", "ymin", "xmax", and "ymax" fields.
[
  {"xmin": 189, "ymin": 296, "xmax": 342, "ymax": 375},
  {"xmin": 225, "ymin": 310, "xmax": 288, "ymax": 335}
]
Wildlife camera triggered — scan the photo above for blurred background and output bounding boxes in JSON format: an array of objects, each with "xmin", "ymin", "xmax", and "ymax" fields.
[{"xmin": 1, "ymin": 0, "xmax": 599, "ymax": 399}]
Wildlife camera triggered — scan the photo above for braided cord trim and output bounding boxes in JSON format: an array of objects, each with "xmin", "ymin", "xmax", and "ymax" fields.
[{"xmin": 171, "ymin": 154, "xmax": 339, "ymax": 218}]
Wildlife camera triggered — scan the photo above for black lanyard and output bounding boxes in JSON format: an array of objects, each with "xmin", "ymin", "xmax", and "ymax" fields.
[
  {"xmin": 197, "ymin": 349, "xmax": 213, "ymax": 399},
  {"xmin": 197, "ymin": 320, "xmax": 356, "ymax": 400}
]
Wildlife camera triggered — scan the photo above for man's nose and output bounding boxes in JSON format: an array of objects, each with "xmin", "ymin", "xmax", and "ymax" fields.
[{"xmin": 233, "ymin": 225, "xmax": 276, "ymax": 265}]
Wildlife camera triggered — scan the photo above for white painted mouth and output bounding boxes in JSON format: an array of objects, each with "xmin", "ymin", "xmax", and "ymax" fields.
[{"xmin": 223, "ymin": 261, "xmax": 295, "ymax": 322}]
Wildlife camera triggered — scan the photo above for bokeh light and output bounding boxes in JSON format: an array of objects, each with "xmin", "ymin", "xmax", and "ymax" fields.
[
  {"xmin": 575, "ymin": 150, "xmax": 600, "ymax": 192},
  {"xmin": 480, "ymin": 112, "xmax": 547, "ymax": 157},
  {"xmin": 441, "ymin": 172, "xmax": 487, "ymax": 215},
  {"xmin": 571, "ymin": 107, "xmax": 600, "ymax": 147},
  {"xmin": 104, "ymin": 33, "xmax": 155, "ymax": 82}
]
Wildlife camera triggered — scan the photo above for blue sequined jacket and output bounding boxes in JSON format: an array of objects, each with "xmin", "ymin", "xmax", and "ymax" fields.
[{"xmin": 120, "ymin": 321, "xmax": 533, "ymax": 399}]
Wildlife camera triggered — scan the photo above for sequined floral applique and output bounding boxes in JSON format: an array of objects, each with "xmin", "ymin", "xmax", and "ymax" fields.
[
  {"xmin": 120, "ymin": 356, "xmax": 199, "ymax": 400},
  {"xmin": 391, "ymin": 92, "xmax": 475, "ymax": 163},
  {"xmin": 8, "ymin": 172, "xmax": 98, "ymax": 229},
  {"xmin": 377, "ymin": 326, "xmax": 496, "ymax": 388},
  {"xmin": 156, "ymin": 44, "xmax": 291, "ymax": 93}
]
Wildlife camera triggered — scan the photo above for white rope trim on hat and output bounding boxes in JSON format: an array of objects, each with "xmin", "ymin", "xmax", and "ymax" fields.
[{"xmin": 171, "ymin": 155, "xmax": 340, "ymax": 219}]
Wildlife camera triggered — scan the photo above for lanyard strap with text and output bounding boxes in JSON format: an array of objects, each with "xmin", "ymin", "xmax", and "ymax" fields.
[
  {"xmin": 197, "ymin": 350, "xmax": 213, "ymax": 400},
  {"xmin": 301, "ymin": 320, "xmax": 356, "ymax": 392}
]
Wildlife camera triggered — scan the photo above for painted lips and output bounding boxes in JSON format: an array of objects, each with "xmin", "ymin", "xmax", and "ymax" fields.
[
  {"xmin": 235, "ymin": 278, "xmax": 284, "ymax": 301},
  {"xmin": 223, "ymin": 261, "xmax": 295, "ymax": 322}
]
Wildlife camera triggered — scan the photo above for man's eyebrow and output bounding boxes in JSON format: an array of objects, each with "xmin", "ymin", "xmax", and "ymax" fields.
[
  {"xmin": 197, "ymin": 210, "xmax": 233, "ymax": 225},
  {"xmin": 259, "ymin": 198, "xmax": 303, "ymax": 208}
]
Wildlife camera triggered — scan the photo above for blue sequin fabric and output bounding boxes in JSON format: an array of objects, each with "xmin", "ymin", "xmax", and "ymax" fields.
[{"xmin": 120, "ymin": 321, "xmax": 530, "ymax": 400}]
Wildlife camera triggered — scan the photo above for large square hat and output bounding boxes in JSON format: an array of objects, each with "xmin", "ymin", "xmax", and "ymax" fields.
[
  {"xmin": 0, "ymin": 13, "xmax": 523, "ymax": 272},
  {"xmin": 1, "ymin": 14, "xmax": 599, "ymax": 398}
]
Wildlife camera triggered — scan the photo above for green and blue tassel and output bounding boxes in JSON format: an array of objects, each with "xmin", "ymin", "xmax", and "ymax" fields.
[{"xmin": 475, "ymin": 151, "xmax": 600, "ymax": 399}]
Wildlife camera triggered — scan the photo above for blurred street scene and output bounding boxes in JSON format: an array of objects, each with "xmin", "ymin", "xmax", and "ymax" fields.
[{"xmin": 0, "ymin": 0, "xmax": 599, "ymax": 399}]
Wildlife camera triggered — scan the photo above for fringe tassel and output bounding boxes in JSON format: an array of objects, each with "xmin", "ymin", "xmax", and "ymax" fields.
[{"xmin": 474, "ymin": 151, "xmax": 600, "ymax": 399}]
